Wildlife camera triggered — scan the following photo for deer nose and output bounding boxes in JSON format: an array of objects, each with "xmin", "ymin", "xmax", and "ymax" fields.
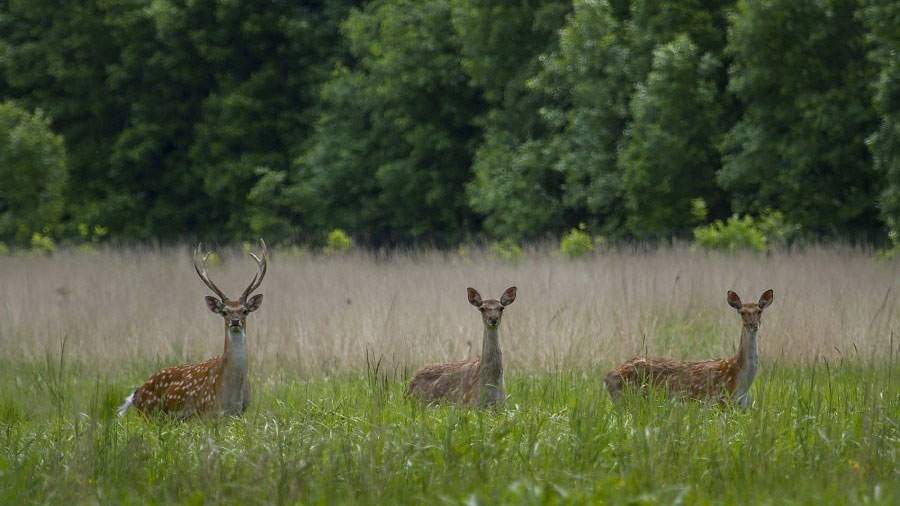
[{"xmin": 229, "ymin": 319, "xmax": 242, "ymax": 327}]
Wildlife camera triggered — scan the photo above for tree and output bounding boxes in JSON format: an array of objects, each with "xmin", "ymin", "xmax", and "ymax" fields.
[
  {"xmin": 186, "ymin": 0, "xmax": 359, "ymax": 242},
  {"xmin": 105, "ymin": 0, "xmax": 358, "ymax": 241},
  {"xmin": 721, "ymin": 0, "xmax": 879, "ymax": 237},
  {"xmin": 294, "ymin": 0, "xmax": 482, "ymax": 245},
  {"xmin": 522, "ymin": 0, "xmax": 734, "ymax": 238},
  {"xmin": 0, "ymin": 0, "xmax": 130, "ymax": 237},
  {"xmin": 453, "ymin": 0, "xmax": 571, "ymax": 240},
  {"xmin": 621, "ymin": 35, "xmax": 722, "ymax": 237},
  {"xmin": 0, "ymin": 102, "xmax": 67, "ymax": 246},
  {"xmin": 529, "ymin": 0, "xmax": 634, "ymax": 235},
  {"xmin": 863, "ymin": 0, "xmax": 900, "ymax": 237},
  {"xmin": 0, "ymin": 0, "xmax": 359, "ymax": 242}
]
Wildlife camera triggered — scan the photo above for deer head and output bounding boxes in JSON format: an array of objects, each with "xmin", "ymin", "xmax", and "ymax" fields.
[
  {"xmin": 194, "ymin": 239, "xmax": 268, "ymax": 333},
  {"xmin": 468, "ymin": 286, "xmax": 517, "ymax": 328},
  {"xmin": 727, "ymin": 289, "xmax": 774, "ymax": 331}
]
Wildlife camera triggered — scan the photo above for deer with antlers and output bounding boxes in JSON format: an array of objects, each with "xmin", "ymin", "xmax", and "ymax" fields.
[
  {"xmin": 605, "ymin": 289, "xmax": 774, "ymax": 408},
  {"xmin": 118, "ymin": 240, "xmax": 268, "ymax": 418},
  {"xmin": 407, "ymin": 287, "xmax": 517, "ymax": 407}
]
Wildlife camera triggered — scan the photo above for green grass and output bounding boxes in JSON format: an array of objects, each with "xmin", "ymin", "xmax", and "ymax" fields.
[{"xmin": 0, "ymin": 359, "xmax": 896, "ymax": 505}]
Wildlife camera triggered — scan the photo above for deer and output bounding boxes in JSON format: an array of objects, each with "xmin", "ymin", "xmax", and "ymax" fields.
[
  {"xmin": 604, "ymin": 289, "xmax": 774, "ymax": 409},
  {"xmin": 117, "ymin": 239, "xmax": 268, "ymax": 419},
  {"xmin": 406, "ymin": 286, "xmax": 517, "ymax": 408}
]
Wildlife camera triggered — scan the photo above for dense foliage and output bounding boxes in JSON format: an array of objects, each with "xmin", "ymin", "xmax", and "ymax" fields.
[
  {"xmin": 0, "ymin": 0, "xmax": 897, "ymax": 247},
  {"xmin": 0, "ymin": 101, "xmax": 68, "ymax": 247}
]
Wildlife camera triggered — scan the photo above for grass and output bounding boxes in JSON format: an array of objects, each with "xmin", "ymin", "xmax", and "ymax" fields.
[
  {"xmin": 0, "ymin": 246, "xmax": 898, "ymax": 503},
  {"xmin": 0, "ymin": 359, "xmax": 896, "ymax": 504}
]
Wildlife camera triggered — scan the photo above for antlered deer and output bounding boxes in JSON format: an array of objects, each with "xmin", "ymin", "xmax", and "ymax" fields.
[
  {"xmin": 407, "ymin": 287, "xmax": 517, "ymax": 407},
  {"xmin": 605, "ymin": 289, "xmax": 774, "ymax": 408},
  {"xmin": 118, "ymin": 240, "xmax": 268, "ymax": 418}
]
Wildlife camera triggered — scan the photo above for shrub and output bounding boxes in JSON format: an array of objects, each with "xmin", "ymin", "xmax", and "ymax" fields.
[
  {"xmin": 77, "ymin": 223, "xmax": 109, "ymax": 244},
  {"xmin": 693, "ymin": 209, "xmax": 799, "ymax": 253},
  {"xmin": 756, "ymin": 209, "xmax": 798, "ymax": 246},
  {"xmin": 204, "ymin": 251, "xmax": 222, "ymax": 267},
  {"xmin": 693, "ymin": 215, "xmax": 767, "ymax": 253},
  {"xmin": 489, "ymin": 239, "xmax": 523, "ymax": 262},
  {"xmin": 325, "ymin": 228, "xmax": 353, "ymax": 254},
  {"xmin": 878, "ymin": 229, "xmax": 900, "ymax": 259},
  {"xmin": 30, "ymin": 231, "xmax": 56, "ymax": 254},
  {"xmin": 560, "ymin": 225, "xmax": 594, "ymax": 258},
  {"xmin": 690, "ymin": 198, "xmax": 709, "ymax": 223}
]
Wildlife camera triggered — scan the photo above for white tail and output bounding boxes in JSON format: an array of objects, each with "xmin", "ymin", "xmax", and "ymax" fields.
[{"xmin": 117, "ymin": 391, "xmax": 134, "ymax": 417}]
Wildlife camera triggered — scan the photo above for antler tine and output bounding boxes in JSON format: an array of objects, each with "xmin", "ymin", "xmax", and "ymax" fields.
[
  {"xmin": 193, "ymin": 243, "xmax": 228, "ymax": 301},
  {"xmin": 240, "ymin": 238, "xmax": 268, "ymax": 302}
]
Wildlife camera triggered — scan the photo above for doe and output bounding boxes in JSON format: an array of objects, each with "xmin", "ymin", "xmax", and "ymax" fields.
[
  {"xmin": 407, "ymin": 286, "xmax": 517, "ymax": 407},
  {"xmin": 118, "ymin": 239, "xmax": 268, "ymax": 418},
  {"xmin": 604, "ymin": 289, "xmax": 774, "ymax": 408}
]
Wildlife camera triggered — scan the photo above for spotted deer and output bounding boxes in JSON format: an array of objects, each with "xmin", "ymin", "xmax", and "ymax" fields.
[
  {"xmin": 605, "ymin": 289, "xmax": 774, "ymax": 408},
  {"xmin": 407, "ymin": 286, "xmax": 516, "ymax": 407},
  {"xmin": 118, "ymin": 240, "xmax": 268, "ymax": 418}
]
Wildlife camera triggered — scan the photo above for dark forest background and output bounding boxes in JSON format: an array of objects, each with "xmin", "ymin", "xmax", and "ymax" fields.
[{"xmin": 1, "ymin": 0, "xmax": 899, "ymax": 249}]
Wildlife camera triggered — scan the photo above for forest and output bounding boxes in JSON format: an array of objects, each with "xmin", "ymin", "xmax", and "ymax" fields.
[{"xmin": 1, "ymin": 0, "xmax": 899, "ymax": 248}]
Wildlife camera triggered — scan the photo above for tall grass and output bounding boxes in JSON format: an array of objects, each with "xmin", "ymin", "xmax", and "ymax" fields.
[
  {"xmin": 0, "ymin": 245, "xmax": 897, "ymax": 373},
  {"xmin": 0, "ymin": 360, "xmax": 895, "ymax": 504},
  {"xmin": 0, "ymin": 246, "xmax": 897, "ymax": 503}
]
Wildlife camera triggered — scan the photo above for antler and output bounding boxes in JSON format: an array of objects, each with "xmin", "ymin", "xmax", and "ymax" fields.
[
  {"xmin": 240, "ymin": 238, "xmax": 268, "ymax": 303},
  {"xmin": 193, "ymin": 243, "xmax": 229, "ymax": 301}
]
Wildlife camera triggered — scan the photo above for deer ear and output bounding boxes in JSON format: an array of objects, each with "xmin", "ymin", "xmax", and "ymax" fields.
[
  {"xmin": 467, "ymin": 287, "xmax": 482, "ymax": 307},
  {"xmin": 245, "ymin": 293, "xmax": 264, "ymax": 312},
  {"xmin": 205, "ymin": 296, "xmax": 224, "ymax": 313},
  {"xmin": 727, "ymin": 291, "xmax": 742, "ymax": 309},
  {"xmin": 758, "ymin": 289, "xmax": 774, "ymax": 309},
  {"xmin": 500, "ymin": 286, "xmax": 517, "ymax": 306}
]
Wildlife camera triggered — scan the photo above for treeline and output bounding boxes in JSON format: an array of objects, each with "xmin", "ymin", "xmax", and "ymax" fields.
[{"xmin": 1, "ymin": 0, "xmax": 898, "ymax": 248}]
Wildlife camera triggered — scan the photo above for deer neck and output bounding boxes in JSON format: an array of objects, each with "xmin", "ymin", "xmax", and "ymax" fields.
[
  {"xmin": 733, "ymin": 324, "xmax": 759, "ymax": 399},
  {"xmin": 477, "ymin": 324, "xmax": 504, "ymax": 404},
  {"xmin": 222, "ymin": 325, "xmax": 249, "ymax": 389}
]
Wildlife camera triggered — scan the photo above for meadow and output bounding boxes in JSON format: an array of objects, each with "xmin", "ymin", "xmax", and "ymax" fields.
[{"xmin": 0, "ymin": 246, "xmax": 897, "ymax": 504}]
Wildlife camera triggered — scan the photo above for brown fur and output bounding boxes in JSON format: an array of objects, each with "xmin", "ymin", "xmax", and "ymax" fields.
[
  {"xmin": 605, "ymin": 289, "xmax": 774, "ymax": 406},
  {"xmin": 122, "ymin": 240, "xmax": 267, "ymax": 419},
  {"xmin": 131, "ymin": 356, "xmax": 236, "ymax": 416},
  {"xmin": 407, "ymin": 287, "xmax": 516, "ymax": 407},
  {"xmin": 405, "ymin": 357, "xmax": 483, "ymax": 405},
  {"xmin": 604, "ymin": 356, "xmax": 740, "ymax": 402}
]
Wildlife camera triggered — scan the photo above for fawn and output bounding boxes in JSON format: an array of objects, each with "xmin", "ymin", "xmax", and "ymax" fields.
[
  {"xmin": 118, "ymin": 240, "xmax": 268, "ymax": 418},
  {"xmin": 605, "ymin": 289, "xmax": 774, "ymax": 408},
  {"xmin": 407, "ymin": 286, "xmax": 517, "ymax": 407}
]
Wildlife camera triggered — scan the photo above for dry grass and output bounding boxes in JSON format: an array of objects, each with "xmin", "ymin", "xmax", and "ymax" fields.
[{"xmin": 1, "ymin": 245, "xmax": 897, "ymax": 376}]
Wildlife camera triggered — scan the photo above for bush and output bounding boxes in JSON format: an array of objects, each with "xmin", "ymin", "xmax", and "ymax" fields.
[
  {"xmin": 560, "ymin": 225, "xmax": 594, "ymax": 258},
  {"xmin": 30, "ymin": 231, "xmax": 56, "ymax": 254},
  {"xmin": 0, "ymin": 102, "xmax": 68, "ymax": 246},
  {"xmin": 325, "ymin": 229, "xmax": 353, "ymax": 254},
  {"xmin": 756, "ymin": 209, "xmax": 798, "ymax": 246},
  {"xmin": 489, "ymin": 239, "xmax": 523, "ymax": 262},
  {"xmin": 693, "ymin": 215, "xmax": 767, "ymax": 253},
  {"xmin": 693, "ymin": 209, "xmax": 798, "ymax": 253}
]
